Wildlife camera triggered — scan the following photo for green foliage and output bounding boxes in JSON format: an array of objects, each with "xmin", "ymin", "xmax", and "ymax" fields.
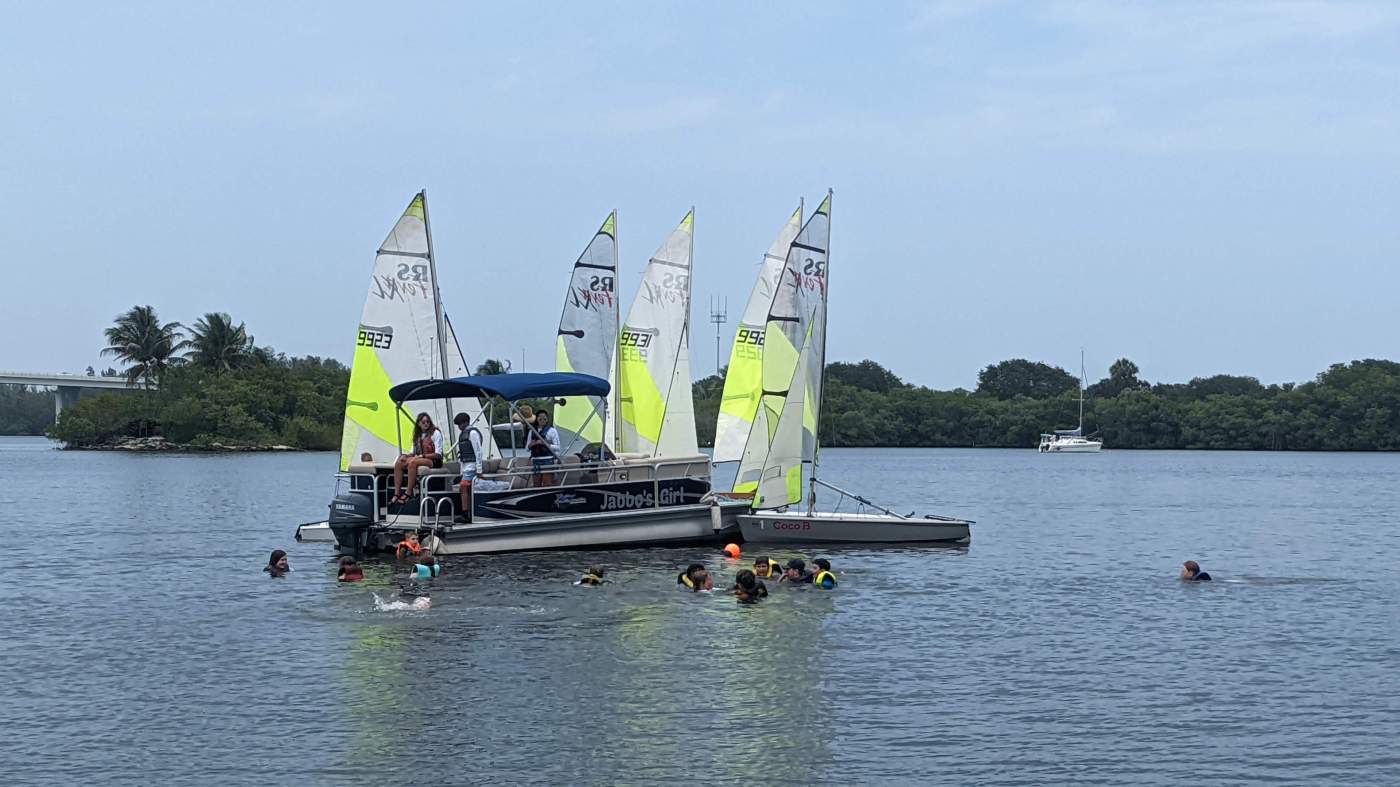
[
  {"xmin": 50, "ymin": 357, "xmax": 349, "ymax": 450},
  {"xmin": 690, "ymin": 357, "xmax": 1400, "ymax": 450},
  {"xmin": 975, "ymin": 359, "xmax": 1078, "ymax": 399},
  {"xmin": 828, "ymin": 360, "xmax": 907, "ymax": 394},
  {"xmin": 101, "ymin": 304, "xmax": 187, "ymax": 386},
  {"xmin": 0, "ymin": 385, "xmax": 55, "ymax": 435},
  {"xmin": 187, "ymin": 312, "xmax": 256, "ymax": 371}
]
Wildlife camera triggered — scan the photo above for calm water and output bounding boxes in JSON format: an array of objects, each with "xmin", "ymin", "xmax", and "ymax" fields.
[{"xmin": 1, "ymin": 437, "xmax": 1398, "ymax": 785}]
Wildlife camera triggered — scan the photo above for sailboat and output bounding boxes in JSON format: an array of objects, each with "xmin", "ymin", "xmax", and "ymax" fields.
[
  {"xmin": 730, "ymin": 192, "xmax": 973, "ymax": 544},
  {"xmin": 617, "ymin": 210, "xmax": 701, "ymax": 459},
  {"xmin": 552, "ymin": 212, "xmax": 620, "ymax": 454},
  {"xmin": 1038, "ymin": 349, "xmax": 1103, "ymax": 453},
  {"xmin": 712, "ymin": 202, "xmax": 803, "ymax": 464},
  {"xmin": 298, "ymin": 191, "xmax": 486, "ymax": 544}
]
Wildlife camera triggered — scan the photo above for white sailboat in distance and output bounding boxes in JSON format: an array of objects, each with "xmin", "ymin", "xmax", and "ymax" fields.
[{"xmin": 1038, "ymin": 349, "xmax": 1103, "ymax": 453}]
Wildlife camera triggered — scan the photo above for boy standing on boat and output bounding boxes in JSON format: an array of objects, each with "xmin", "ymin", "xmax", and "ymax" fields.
[{"xmin": 454, "ymin": 412, "xmax": 484, "ymax": 523}]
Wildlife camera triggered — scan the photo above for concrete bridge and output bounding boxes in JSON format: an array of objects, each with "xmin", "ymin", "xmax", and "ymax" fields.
[{"xmin": 0, "ymin": 372, "xmax": 153, "ymax": 419}]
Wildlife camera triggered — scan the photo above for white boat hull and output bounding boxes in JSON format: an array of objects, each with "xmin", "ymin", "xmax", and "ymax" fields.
[
  {"xmin": 737, "ymin": 511, "xmax": 971, "ymax": 545},
  {"xmin": 1040, "ymin": 439, "xmax": 1103, "ymax": 453},
  {"xmin": 294, "ymin": 521, "xmax": 337, "ymax": 542}
]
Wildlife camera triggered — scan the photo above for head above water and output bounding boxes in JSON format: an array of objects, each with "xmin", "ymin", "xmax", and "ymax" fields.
[
  {"xmin": 266, "ymin": 549, "xmax": 288, "ymax": 571},
  {"xmin": 1182, "ymin": 560, "xmax": 1202, "ymax": 579},
  {"xmin": 813, "ymin": 558, "xmax": 831, "ymax": 572},
  {"xmin": 588, "ymin": 566, "xmax": 605, "ymax": 578},
  {"xmin": 735, "ymin": 569, "xmax": 758, "ymax": 590},
  {"xmin": 785, "ymin": 558, "xmax": 806, "ymax": 576}
]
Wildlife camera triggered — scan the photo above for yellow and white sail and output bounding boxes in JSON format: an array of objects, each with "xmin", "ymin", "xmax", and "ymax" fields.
[
  {"xmin": 735, "ymin": 192, "xmax": 831, "ymax": 504},
  {"xmin": 553, "ymin": 212, "xmax": 619, "ymax": 452},
  {"xmin": 338, "ymin": 192, "xmax": 481, "ymax": 470},
  {"xmin": 712, "ymin": 202, "xmax": 803, "ymax": 463},
  {"xmin": 618, "ymin": 210, "xmax": 698, "ymax": 457}
]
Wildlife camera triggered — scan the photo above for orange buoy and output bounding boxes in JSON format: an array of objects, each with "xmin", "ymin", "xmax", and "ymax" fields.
[{"xmin": 723, "ymin": 543, "xmax": 741, "ymax": 559}]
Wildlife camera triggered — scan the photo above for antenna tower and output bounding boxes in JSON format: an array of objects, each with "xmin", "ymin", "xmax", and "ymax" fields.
[{"xmin": 709, "ymin": 296, "xmax": 728, "ymax": 378}]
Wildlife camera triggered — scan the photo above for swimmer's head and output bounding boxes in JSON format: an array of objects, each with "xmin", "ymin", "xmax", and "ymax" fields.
[
  {"xmin": 1182, "ymin": 560, "xmax": 1201, "ymax": 579},
  {"xmin": 418, "ymin": 553, "xmax": 437, "ymax": 567},
  {"xmin": 735, "ymin": 569, "xmax": 758, "ymax": 590},
  {"xmin": 813, "ymin": 558, "xmax": 831, "ymax": 572},
  {"xmin": 266, "ymin": 549, "xmax": 289, "ymax": 573},
  {"xmin": 588, "ymin": 565, "xmax": 605, "ymax": 578},
  {"xmin": 785, "ymin": 558, "xmax": 806, "ymax": 577}
]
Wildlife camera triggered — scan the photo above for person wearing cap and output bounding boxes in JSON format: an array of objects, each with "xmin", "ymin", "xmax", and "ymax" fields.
[
  {"xmin": 811, "ymin": 558, "xmax": 837, "ymax": 589},
  {"xmin": 1180, "ymin": 560, "xmax": 1212, "ymax": 581},
  {"xmin": 576, "ymin": 566, "xmax": 607, "ymax": 586},
  {"xmin": 732, "ymin": 569, "xmax": 769, "ymax": 603},
  {"xmin": 677, "ymin": 563, "xmax": 712, "ymax": 591},
  {"xmin": 753, "ymin": 556, "xmax": 782, "ymax": 579},
  {"xmin": 779, "ymin": 559, "xmax": 813, "ymax": 584}
]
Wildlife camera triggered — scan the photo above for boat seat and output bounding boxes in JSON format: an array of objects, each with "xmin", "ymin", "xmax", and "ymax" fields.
[{"xmin": 558, "ymin": 454, "xmax": 582, "ymax": 485}]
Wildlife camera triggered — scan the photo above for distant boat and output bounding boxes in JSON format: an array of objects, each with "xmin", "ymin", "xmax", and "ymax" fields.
[{"xmin": 1039, "ymin": 349, "xmax": 1103, "ymax": 453}]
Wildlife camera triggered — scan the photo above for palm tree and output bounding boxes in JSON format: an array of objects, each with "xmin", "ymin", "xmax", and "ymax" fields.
[
  {"xmin": 187, "ymin": 312, "xmax": 256, "ymax": 371},
  {"xmin": 475, "ymin": 358, "xmax": 511, "ymax": 376},
  {"xmin": 102, "ymin": 305, "xmax": 187, "ymax": 386}
]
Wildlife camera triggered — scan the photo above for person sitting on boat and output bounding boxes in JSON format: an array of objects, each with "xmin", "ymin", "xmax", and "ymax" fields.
[
  {"xmin": 1180, "ymin": 560, "xmax": 1213, "ymax": 581},
  {"xmin": 412, "ymin": 554, "xmax": 442, "ymax": 580},
  {"xmin": 395, "ymin": 531, "xmax": 423, "ymax": 560},
  {"xmin": 779, "ymin": 558, "xmax": 813, "ymax": 584},
  {"xmin": 454, "ymin": 412, "xmax": 485, "ymax": 523},
  {"xmin": 264, "ymin": 549, "xmax": 289, "ymax": 577},
  {"xmin": 527, "ymin": 409, "xmax": 561, "ymax": 487},
  {"xmin": 753, "ymin": 556, "xmax": 782, "ymax": 579},
  {"xmin": 677, "ymin": 563, "xmax": 712, "ymax": 592},
  {"xmin": 811, "ymin": 558, "xmax": 838, "ymax": 589},
  {"xmin": 732, "ymin": 569, "xmax": 769, "ymax": 603},
  {"xmin": 391, "ymin": 412, "xmax": 444, "ymax": 505},
  {"xmin": 337, "ymin": 556, "xmax": 364, "ymax": 582},
  {"xmin": 575, "ymin": 566, "xmax": 607, "ymax": 586}
]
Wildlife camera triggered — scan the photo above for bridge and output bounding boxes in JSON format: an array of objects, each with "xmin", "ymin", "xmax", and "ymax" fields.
[{"xmin": 0, "ymin": 372, "xmax": 153, "ymax": 419}]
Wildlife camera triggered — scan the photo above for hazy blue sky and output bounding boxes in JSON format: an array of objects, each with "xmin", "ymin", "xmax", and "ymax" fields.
[{"xmin": 3, "ymin": 1, "xmax": 1397, "ymax": 389}]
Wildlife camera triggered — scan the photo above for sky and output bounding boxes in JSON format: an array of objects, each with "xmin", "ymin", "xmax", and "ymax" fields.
[{"xmin": 2, "ymin": 1, "xmax": 1397, "ymax": 390}]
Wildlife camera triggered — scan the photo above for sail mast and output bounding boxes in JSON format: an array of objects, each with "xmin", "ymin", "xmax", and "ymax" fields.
[
  {"xmin": 422, "ymin": 189, "xmax": 455, "ymax": 425},
  {"xmin": 613, "ymin": 208, "xmax": 621, "ymax": 451},
  {"xmin": 809, "ymin": 189, "xmax": 832, "ymax": 511},
  {"xmin": 1079, "ymin": 347, "xmax": 1086, "ymax": 434}
]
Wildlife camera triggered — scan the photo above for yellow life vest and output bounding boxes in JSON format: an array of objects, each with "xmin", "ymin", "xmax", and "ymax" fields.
[
  {"xmin": 679, "ymin": 573, "xmax": 697, "ymax": 590},
  {"xmin": 814, "ymin": 570, "xmax": 837, "ymax": 589},
  {"xmin": 579, "ymin": 573, "xmax": 604, "ymax": 586}
]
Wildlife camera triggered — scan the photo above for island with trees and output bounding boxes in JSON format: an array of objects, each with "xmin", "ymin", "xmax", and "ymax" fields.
[{"xmin": 4, "ymin": 304, "xmax": 1398, "ymax": 451}]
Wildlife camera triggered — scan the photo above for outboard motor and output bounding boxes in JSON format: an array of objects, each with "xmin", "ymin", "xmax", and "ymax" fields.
[{"xmin": 328, "ymin": 491, "xmax": 375, "ymax": 554}]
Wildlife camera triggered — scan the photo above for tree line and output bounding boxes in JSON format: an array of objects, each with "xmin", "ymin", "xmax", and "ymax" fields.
[
  {"xmin": 16, "ymin": 304, "xmax": 1400, "ymax": 451},
  {"xmin": 692, "ymin": 356, "xmax": 1400, "ymax": 451}
]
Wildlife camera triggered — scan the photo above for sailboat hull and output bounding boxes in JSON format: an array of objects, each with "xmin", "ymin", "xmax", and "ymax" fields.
[{"xmin": 737, "ymin": 511, "xmax": 971, "ymax": 545}]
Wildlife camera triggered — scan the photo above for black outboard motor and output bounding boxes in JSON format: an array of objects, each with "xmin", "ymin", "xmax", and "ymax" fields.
[{"xmin": 328, "ymin": 491, "xmax": 375, "ymax": 554}]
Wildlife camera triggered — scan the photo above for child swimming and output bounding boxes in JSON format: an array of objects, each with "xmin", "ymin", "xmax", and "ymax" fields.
[{"xmin": 412, "ymin": 554, "xmax": 442, "ymax": 580}]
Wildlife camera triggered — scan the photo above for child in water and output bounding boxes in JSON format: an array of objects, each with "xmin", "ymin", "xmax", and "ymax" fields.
[
  {"xmin": 264, "ymin": 550, "xmax": 290, "ymax": 577},
  {"xmin": 677, "ymin": 563, "xmax": 713, "ymax": 592},
  {"xmin": 811, "ymin": 558, "xmax": 838, "ymax": 589},
  {"xmin": 337, "ymin": 556, "xmax": 364, "ymax": 582},
  {"xmin": 412, "ymin": 554, "xmax": 442, "ymax": 580},
  {"xmin": 753, "ymin": 556, "xmax": 782, "ymax": 579},
  {"xmin": 575, "ymin": 566, "xmax": 607, "ymax": 586},
  {"xmin": 732, "ymin": 569, "xmax": 769, "ymax": 603}
]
